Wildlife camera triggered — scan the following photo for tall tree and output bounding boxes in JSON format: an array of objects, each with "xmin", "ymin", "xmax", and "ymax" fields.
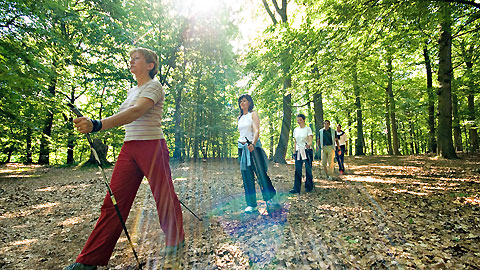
[
  {"xmin": 423, "ymin": 44, "xmax": 437, "ymax": 153},
  {"xmin": 459, "ymin": 39, "xmax": 479, "ymax": 152},
  {"xmin": 261, "ymin": 0, "xmax": 292, "ymax": 164},
  {"xmin": 353, "ymin": 61, "xmax": 365, "ymax": 155},
  {"xmin": 386, "ymin": 54, "xmax": 400, "ymax": 155},
  {"xmin": 436, "ymin": 2, "xmax": 457, "ymax": 158}
]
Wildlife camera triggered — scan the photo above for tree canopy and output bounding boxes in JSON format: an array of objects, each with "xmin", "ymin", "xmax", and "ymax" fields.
[{"xmin": 1, "ymin": 0, "xmax": 479, "ymax": 164}]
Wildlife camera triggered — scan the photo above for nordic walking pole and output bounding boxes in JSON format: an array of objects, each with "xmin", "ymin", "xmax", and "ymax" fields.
[
  {"xmin": 178, "ymin": 200, "xmax": 202, "ymax": 221},
  {"xmin": 67, "ymin": 103, "xmax": 145, "ymax": 270},
  {"xmin": 68, "ymin": 104, "xmax": 203, "ymax": 221}
]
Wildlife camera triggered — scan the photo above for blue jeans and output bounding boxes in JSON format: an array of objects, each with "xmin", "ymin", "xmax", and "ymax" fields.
[
  {"xmin": 293, "ymin": 149, "xmax": 314, "ymax": 192},
  {"xmin": 335, "ymin": 145, "xmax": 346, "ymax": 172}
]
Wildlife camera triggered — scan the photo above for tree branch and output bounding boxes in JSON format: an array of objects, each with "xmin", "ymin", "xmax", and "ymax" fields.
[
  {"xmin": 0, "ymin": 15, "xmax": 20, "ymax": 28},
  {"xmin": 292, "ymin": 100, "xmax": 311, "ymax": 108},
  {"xmin": 271, "ymin": 0, "xmax": 287, "ymax": 23},
  {"xmin": 453, "ymin": 26, "xmax": 480, "ymax": 38},
  {"xmin": 262, "ymin": 0, "xmax": 278, "ymax": 24},
  {"xmin": 436, "ymin": 0, "xmax": 480, "ymax": 9}
]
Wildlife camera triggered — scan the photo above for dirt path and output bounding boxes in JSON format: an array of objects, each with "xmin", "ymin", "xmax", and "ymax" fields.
[{"xmin": 1, "ymin": 154, "xmax": 479, "ymax": 269}]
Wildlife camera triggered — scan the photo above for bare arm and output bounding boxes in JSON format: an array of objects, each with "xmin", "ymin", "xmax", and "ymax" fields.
[
  {"xmin": 307, "ymin": 135, "xmax": 313, "ymax": 149},
  {"xmin": 74, "ymin": 97, "xmax": 154, "ymax": 133},
  {"xmin": 248, "ymin": 111, "xmax": 261, "ymax": 152}
]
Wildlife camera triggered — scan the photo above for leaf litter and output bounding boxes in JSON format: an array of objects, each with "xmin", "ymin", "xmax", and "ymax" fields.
[{"xmin": 0, "ymin": 154, "xmax": 479, "ymax": 269}]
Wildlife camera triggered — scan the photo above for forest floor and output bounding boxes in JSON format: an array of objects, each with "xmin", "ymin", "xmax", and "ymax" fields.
[{"xmin": 1, "ymin": 154, "xmax": 480, "ymax": 270}]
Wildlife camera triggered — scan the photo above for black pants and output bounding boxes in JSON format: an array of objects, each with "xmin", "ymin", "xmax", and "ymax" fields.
[
  {"xmin": 238, "ymin": 147, "xmax": 276, "ymax": 207},
  {"xmin": 293, "ymin": 149, "xmax": 314, "ymax": 192}
]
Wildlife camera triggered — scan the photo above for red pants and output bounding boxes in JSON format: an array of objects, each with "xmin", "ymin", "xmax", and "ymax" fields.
[{"xmin": 76, "ymin": 139, "xmax": 184, "ymax": 266}]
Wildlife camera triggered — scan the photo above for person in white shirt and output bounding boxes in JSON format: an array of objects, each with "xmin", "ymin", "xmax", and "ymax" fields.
[
  {"xmin": 289, "ymin": 114, "xmax": 314, "ymax": 194},
  {"xmin": 237, "ymin": 94, "xmax": 280, "ymax": 214},
  {"xmin": 335, "ymin": 124, "xmax": 348, "ymax": 174},
  {"xmin": 66, "ymin": 48, "xmax": 184, "ymax": 270}
]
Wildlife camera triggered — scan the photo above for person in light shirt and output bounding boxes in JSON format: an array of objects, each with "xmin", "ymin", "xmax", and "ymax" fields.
[
  {"xmin": 65, "ymin": 48, "xmax": 184, "ymax": 270},
  {"xmin": 289, "ymin": 114, "xmax": 314, "ymax": 194}
]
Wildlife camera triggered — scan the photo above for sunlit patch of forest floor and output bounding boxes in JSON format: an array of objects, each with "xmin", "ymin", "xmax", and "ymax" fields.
[{"xmin": 1, "ymin": 154, "xmax": 479, "ymax": 270}]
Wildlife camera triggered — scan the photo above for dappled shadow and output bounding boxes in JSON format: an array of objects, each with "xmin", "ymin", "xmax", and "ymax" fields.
[{"xmin": 1, "ymin": 155, "xmax": 479, "ymax": 269}]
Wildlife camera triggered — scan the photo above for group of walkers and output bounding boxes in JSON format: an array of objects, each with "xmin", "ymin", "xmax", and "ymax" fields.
[
  {"xmin": 64, "ymin": 48, "xmax": 347, "ymax": 270},
  {"xmin": 237, "ymin": 94, "xmax": 348, "ymax": 205}
]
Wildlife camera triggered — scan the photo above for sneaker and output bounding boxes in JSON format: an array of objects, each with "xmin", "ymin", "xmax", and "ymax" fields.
[
  {"xmin": 339, "ymin": 170, "xmax": 344, "ymax": 175},
  {"xmin": 164, "ymin": 240, "xmax": 185, "ymax": 256},
  {"xmin": 305, "ymin": 187, "xmax": 314, "ymax": 193},
  {"xmin": 63, "ymin": 263, "xmax": 97, "ymax": 270},
  {"xmin": 244, "ymin": 206, "xmax": 257, "ymax": 213},
  {"xmin": 289, "ymin": 189, "xmax": 300, "ymax": 194},
  {"xmin": 266, "ymin": 197, "xmax": 281, "ymax": 213},
  {"xmin": 164, "ymin": 240, "xmax": 185, "ymax": 270}
]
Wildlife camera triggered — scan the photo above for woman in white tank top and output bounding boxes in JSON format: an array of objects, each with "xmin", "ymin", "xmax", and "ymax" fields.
[{"xmin": 237, "ymin": 94, "xmax": 280, "ymax": 214}]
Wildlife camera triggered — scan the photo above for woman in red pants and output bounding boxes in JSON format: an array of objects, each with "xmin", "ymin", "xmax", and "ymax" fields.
[{"xmin": 64, "ymin": 48, "xmax": 185, "ymax": 270}]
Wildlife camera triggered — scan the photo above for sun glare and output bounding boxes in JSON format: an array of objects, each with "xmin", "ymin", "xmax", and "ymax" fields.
[
  {"xmin": 195, "ymin": 0, "xmax": 221, "ymax": 13},
  {"xmin": 177, "ymin": 0, "xmax": 222, "ymax": 16}
]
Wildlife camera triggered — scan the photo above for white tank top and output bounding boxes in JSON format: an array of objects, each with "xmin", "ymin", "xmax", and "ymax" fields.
[{"xmin": 238, "ymin": 112, "xmax": 254, "ymax": 143}]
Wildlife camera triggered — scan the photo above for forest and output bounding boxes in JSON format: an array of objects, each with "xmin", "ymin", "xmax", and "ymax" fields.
[
  {"xmin": 1, "ymin": 0, "xmax": 478, "ymax": 164},
  {"xmin": 1, "ymin": 0, "xmax": 480, "ymax": 270}
]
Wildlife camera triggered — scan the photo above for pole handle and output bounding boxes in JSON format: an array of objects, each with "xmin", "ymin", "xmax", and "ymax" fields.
[{"xmin": 67, "ymin": 103, "xmax": 83, "ymax": 117}]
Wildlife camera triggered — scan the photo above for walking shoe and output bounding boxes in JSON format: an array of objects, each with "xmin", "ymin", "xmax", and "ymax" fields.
[
  {"xmin": 164, "ymin": 240, "xmax": 185, "ymax": 270},
  {"xmin": 289, "ymin": 189, "xmax": 300, "ymax": 194},
  {"xmin": 244, "ymin": 206, "xmax": 258, "ymax": 213},
  {"xmin": 63, "ymin": 262, "xmax": 97, "ymax": 270},
  {"xmin": 305, "ymin": 187, "xmax": 314, "ymax": 193},
  {"xmin": 266, "ymin": 196, "xmax": 281, "ymax": 213}
]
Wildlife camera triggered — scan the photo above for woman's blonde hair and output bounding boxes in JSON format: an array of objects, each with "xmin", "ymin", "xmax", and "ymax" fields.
[{"xmin": 129, "ymin": 47, "xmax": 159, "ymax": 79}]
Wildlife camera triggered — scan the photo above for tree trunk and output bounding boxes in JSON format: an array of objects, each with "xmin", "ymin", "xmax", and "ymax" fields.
[
  {"xmin": 273, "ymin": 92, "xmax": 292, "ymax": 164},
  {"xmin": 465, "ymin": 61, "xmax": 479, "ymax": 152},
  {"xmin": 6, "ymin": 148, "xmax": 13, "ymax": 163},
  {"xmin": 385, "ymin": 95, "xmax": 393, "ymax": 154},
  {"xmin": 269, "ymin": 120, "xmax": 274, "ymax": 159},
  {"xmin": 467, "ymin": 94, "xmax": 479, "ymax": 152},
  {"xmin": 173, "ymin": 83, "xmax": 184, "ymax": 160},
  {"xmin": 263, "ymin": 0, "xmax": 291, "ymax": 164},
  {"xmin": 173, "ymin": 48, "xmax": 187, "ymax": 161},
  {"xmin": 371, "ymin": 129, "xmax": 374, "ymax": 155},
  {"xmin": 410, "ymin": 122, "xmax": 415, "ymax": 155},
  {"xmin": 66, "ymin": 117, "xmax": 74, "ymax": 164},
  {"xmin": 193, "ymin": 128, "xmax": 199, "ymax": 161},
  {"xmin": 348, "ymin": 117, "xmax": 353, "ymax": 155},
  {"xmin": 413, "ymin": 120, "xmax": 420, "ymax": 154},
  {"xmin": 353, "ymin": 64, "xmax": 364, "ymax": 156},
  {"xmin": 38, "ymin": 78, "xmax": 56, "ymax": 164},
  {"xmin": 452, "ymin": 91, "xmax": 463, "ymax": 151},
  {"xmin": 437, "ymin": 3, "xmax": 457, "ymax": 159},
  {"xmin": 26, "ymin": 127, "xmax": 32, "ymax": 163},
  {"xmin": 38, "ymin": 48, "xmax": 61, "ymax": 165},
  {"xmin": 386, "ymin": 56, "xmax": 400, "ymax": 155},
  {"xmin": 424, "ymin": 45, "xmax": 437, "ymax": 153},
  {"xmin": 313, "ymin": 91, "xmax": 324, "ymax": 159},
  {"xmin": 85, "ymin": 138, "xmax": 110, "ymax": 166}
]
